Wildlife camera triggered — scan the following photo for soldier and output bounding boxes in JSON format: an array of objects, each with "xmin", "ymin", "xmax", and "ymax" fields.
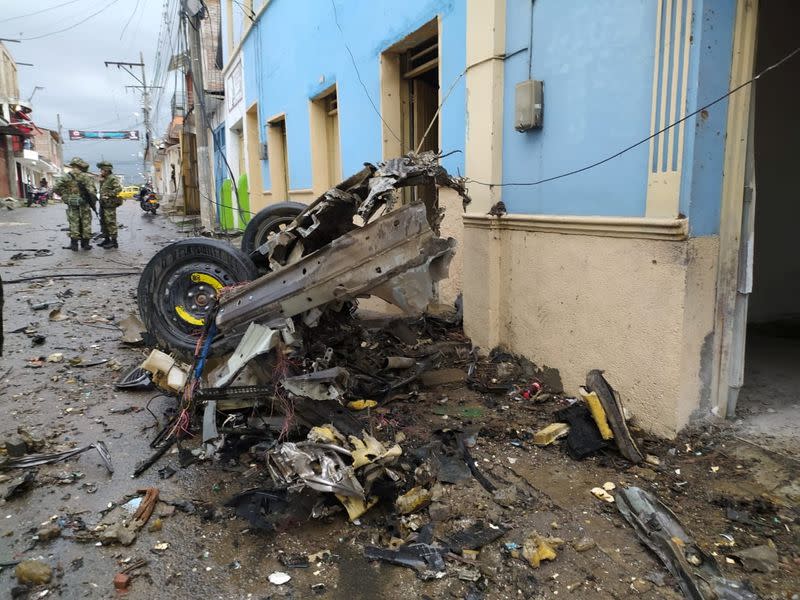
[
  {"xmin": 53, "ymin": 157, "xmax": 95, "ymax": 251},
  {"xmin": 96, "ymin": 160, "xmax": 123, "ymax": 249}
]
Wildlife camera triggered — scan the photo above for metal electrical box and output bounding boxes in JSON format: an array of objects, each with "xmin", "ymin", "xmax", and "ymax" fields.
[{"xmin": 515, "ymin": 79, "xmax": 544, "ymax": 131}]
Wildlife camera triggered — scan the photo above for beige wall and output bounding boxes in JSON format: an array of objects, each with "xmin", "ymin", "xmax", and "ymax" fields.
[
  {"xmin": 463, "ymin": 220, "xmax": 719, "ymax": 438},
  {"xmin": 437, "ymin": 188, "xmax": 464, "ymax": 305}
]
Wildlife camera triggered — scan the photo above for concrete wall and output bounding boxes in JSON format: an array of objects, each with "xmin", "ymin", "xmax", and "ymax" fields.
[
  {"xmin": 457, "ymin": 0, "xmax": 745, "ymax": 436},
  {"xmin": 463, "ymin": 221, "xmax": 718, "ymax": 437},
  {"xmin": 680, "ymin": 0, "xmax": 736, "ymax": 236},
  {"xmin": 748, "ymin": 0, "xmax": 800, "ymax": 323}
]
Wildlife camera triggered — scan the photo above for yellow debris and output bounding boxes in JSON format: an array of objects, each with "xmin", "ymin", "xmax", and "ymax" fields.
[
  {"xmin": 513, "ymin": 533, "xmax": 563, "ymax": 568},
  {"xmin": 580, "ymin": 387, "xmax": 614, "ymax": 440},
  {"xmin": 335, "ymin": 494, "xmax": 378, "ymax": 521},
  {"xmin": 395, "ymin": 486, "xmax": 432, "ymax": 515},
  {"xmin": 591, "ymin": 487, "xmax": 615, "ymax": 503},
  {"xmin": 349, "ymin": 433, "xmax": 401, "ymax": 469},
  {"xmin": 308, "ymin": 425, "xmax": 347, "ymax": 445},
  {"xmin": 533, "ymin": 422, "xmax": 570, "ymax": 446},
  {"xmin": 347, "ymin": 399, "xmax": 378, "ymax": 411}
]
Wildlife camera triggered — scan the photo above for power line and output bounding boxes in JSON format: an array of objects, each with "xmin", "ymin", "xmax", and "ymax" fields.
[
  {"xmin": 329, "ymin": 0, "xmax": 402, "ymax": 145},
  {"xmin": 231, "ymin": 0, "xmax": 255, "ymax": 21},
  {"xmin": 468, "ymin": 45, "xmax": 800, "ymax": 189},
  {"xmin": 0, "ymin": 0, "xmax": 86, "ymax": 24},
  {"xmin": 120, "ymin": 0, "xmax": 143, "ymax": 40},
  {"xmin": 18, "ymin": 0, "xmax": 122, "ymax": 41}
]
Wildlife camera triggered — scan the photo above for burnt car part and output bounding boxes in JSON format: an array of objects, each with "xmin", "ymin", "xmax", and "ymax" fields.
[
  {"xmin": 216, "ymin": 202, "xmax": 455, "ymax": 337},
  {"xmin": 616, "ymin": 487, "xmax": 757, "ymax": 600},
  {"xmin": 2, "ymin": 441, "xmax": 114, "ymax": 474},
  {"xmin": 137, "ymin": 152, "xmax": 468, "ymax": 359}
]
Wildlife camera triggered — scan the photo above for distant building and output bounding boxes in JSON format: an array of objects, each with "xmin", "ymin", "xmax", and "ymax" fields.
[
  {"xmin": 153, "ymin": 0, "xmax": 223, "ymax": 221},
  {"xmin": 0, "ymin": 41, "xmax": 33, "ymax": 199}
]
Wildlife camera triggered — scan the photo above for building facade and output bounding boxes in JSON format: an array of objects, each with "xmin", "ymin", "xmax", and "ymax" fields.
[
  {"xmin": 0, "ymin": 41, "xmax": 33, "ymax": 199},
  {"xmin": 221, "ymin": 0, "xmax": 795, "ymax": 438}
]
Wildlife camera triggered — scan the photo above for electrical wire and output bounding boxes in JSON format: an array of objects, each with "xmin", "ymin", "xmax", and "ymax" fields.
[
  {"xmin": 467, "ymin": 44, "xmax": 800, "ymax": 189},
  {"xmin": 4, "ymin": 272, "xmax": 141, "ymax": 285},
  {"xmin": 18, "ymin": 0, "xmax": 123, "ymax": 41},
  {"xmin": 329, "ymin": 0, "xmax": 402, "ymax": 145},
  {"xmin": 232, "ymin": 0, "xmax": 255, "ymax": 21},
  {"xmin": 414, "ymin": 70, "xmax": 465, "ymax": 154},
  {"xmin": 120, "ymin": 0, "xmax": 143, "ymax": 40},
  {"xmin": 0, "ymin": 0, "xmax": 86, "ymax": 24}
]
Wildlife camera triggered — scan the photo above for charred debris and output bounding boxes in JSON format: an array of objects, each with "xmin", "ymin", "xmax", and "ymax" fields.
[{"xmin": 125, "ymin": 152, "xmax": 678, "ymax": 583}]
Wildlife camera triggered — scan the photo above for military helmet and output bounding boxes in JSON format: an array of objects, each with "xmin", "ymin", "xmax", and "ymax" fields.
[
  {"xmin": 96, "ymin": 160, "xmax": 113, "ymax": 170},
  {"xmin": 67, "ymin": 157, "xmax": 89, "ymax": 171}
]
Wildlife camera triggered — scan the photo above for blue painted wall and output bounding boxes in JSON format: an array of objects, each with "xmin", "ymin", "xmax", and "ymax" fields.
[
  {"xmin": 228, "ymin": 0, "xmax": 736, "ymax": 235},
  {"xmin": 679, "ymin": 0, "xmax": 736, "ymax": 236},
  {"xmin": 501, "ymin": 0, "xmax": 657, "ymax": 217},
  {"xmin": 240, "ymin": 0, "xmax": 466, "ymax": 193},
  {"xmin": 500, "ymin": 0, "xmax": 735, "ymax": 236}
]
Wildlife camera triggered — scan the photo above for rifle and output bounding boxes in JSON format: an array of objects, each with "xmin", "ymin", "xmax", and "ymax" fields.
[{"xmin": 73, "ymin": 174, "xmax": 100, "ymax": 219}]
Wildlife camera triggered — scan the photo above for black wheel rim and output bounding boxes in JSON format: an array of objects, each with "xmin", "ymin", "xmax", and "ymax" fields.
[{"xmin": 160, "ymin": 260, "xmax": 240, "ymax": 337}]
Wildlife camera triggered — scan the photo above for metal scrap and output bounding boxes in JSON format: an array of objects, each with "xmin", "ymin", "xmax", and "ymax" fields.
[
  {"xmin": 267, "ymin": 441, "xmax": 364, "ymax": 498},
  {"xmin": 1, "ymin": 441, "xmax": 113, "ymax": 474},
  {"xmin": 282, "ymin": 367, "xmax": 350, "ymax": 401},
  {"xmin": 217, "ymin": 202, "xmax": 457, "ymax": 336},
  {"xmin": 616, "ymin": 487, "xmax": 758, "ymax": 600}
]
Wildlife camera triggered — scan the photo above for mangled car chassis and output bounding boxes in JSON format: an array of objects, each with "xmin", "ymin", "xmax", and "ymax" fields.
[
  {"xmin": 137, "ymin": 151, "xmax": 467, "ymax": 358},
  {"xmin": 135, "ymin": 152, "xmax": 471, "ymax": 524}
]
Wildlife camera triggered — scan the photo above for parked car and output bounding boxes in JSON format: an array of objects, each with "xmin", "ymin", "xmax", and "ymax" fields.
[{"xmin": 119, "ymin": 185, "xmax": 141, "ymax": 199}]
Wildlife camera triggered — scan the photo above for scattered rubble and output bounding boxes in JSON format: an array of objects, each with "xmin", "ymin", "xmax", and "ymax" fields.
[
  {"xmin": 2, "ymin": 157, "xmax": 796, "ymax": 598},
  {"xmin": 15, "ymin": 560, "xmax": 52, "ymax": 586}
]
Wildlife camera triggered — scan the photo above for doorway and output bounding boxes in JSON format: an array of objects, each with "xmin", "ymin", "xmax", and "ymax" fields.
[
  {"xmin": 381, "ymin": 19, "xmax": 440, "ymax": 207},
  {"xmin": 733, "ymin": 0, "xmax": 800, "ymax": 451},
  {"xmin": 402, "ymin": 33, "xmax": 439, "ymax": 206},
  {"xmin": 266, "ymin": 115, "xmax": 290, "ymax": 201},
  {"xmin": 310, "ymin": 85, "xmax": 341, "ymax": 193}
]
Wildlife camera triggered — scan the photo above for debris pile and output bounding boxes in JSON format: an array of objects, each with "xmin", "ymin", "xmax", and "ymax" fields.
[{"xmin": 121, "ymin": 152, "xmax": 781, "ymax": 595}]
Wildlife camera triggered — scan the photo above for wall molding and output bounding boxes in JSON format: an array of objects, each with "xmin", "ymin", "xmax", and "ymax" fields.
[
  {"xmin": 646, "ymin": 0, "xmax": 694, "ymax": 218},
  {"xmin": 463, "ymin": 213, "xmax": 689, "ymax": 241}
]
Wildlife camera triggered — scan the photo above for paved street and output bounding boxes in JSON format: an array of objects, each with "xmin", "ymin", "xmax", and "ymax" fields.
[{"xmin": 2, "ymin": 202, "xmax": 800, "ymax": 600}]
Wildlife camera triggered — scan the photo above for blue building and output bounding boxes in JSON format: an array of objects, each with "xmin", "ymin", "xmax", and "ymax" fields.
[{"xmin": 219, "ymin": 0, "xmax": 799, "ymax": 437}]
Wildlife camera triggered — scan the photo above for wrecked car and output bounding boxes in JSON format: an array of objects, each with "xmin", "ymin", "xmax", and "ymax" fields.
[{"xmin": 137, "ymin": 151, "xmax": 469, "ymax": 359}]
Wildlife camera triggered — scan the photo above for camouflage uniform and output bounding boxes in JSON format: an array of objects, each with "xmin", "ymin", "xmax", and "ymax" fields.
[
  {"xmin": 97, "ymin": 161, "xmax": 122, "ymax": 247},
  {"xmin": 53, "ymin": 157, "xmax": 95, "ymax": 250}
]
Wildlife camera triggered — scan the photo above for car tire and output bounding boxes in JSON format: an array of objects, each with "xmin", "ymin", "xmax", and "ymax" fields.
[
  {"xmin": 240, "ymin": 202, "xmax": 306, "ymax": 259},
  {"xmin": 137, "ymin": 238, "xmax": 258, "ymax": 360}
]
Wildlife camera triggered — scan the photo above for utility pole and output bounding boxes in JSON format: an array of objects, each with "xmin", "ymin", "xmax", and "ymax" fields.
[
  {"xmin": 183, "ymin": 0, "xmax": 216, "ymax": 231},
  {"xmin": 103, "ymin": 56, "xmax": 159, "ymax": 177},
  {"xmin": 56, "ymin": 113, "xmax": 64, "ymax": 171}
]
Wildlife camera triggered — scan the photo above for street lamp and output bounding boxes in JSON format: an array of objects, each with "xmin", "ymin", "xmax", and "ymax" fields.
[{"xmin": 27, "ymin": 86, "xmax": 44, "ymax": 103}]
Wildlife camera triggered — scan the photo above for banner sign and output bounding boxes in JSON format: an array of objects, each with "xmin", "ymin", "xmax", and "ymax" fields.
[{"xmin": 68, "ymin": 130, "xmax": 140, "ymax": 141}]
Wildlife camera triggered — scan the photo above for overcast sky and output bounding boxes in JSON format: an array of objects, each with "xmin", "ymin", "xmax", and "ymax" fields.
[{"xmin": 1, "ymin": 0, "xmax": 174, "ymax": 183}]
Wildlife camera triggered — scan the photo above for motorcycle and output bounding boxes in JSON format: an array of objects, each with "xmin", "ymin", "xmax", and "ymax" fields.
[
  {"xmin": 138, "ymin": 187, "xmax": 160, "ymax": 215},
  {"xmin": 26, "ymin": 186, "xmax": 50, "ymax": 207}
]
